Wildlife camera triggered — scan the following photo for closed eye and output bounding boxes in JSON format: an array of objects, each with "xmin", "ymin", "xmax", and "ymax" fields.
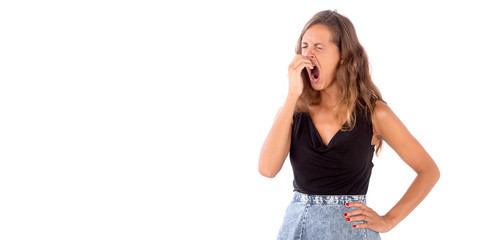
[{"xmin": 301, "ymin": 46, "xmax": 322, "ymax": 50}]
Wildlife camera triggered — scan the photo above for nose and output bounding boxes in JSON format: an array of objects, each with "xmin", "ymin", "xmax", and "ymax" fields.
[{"xmin": 304, "ymin": 48, "xmax": 315, "ymax": 59}]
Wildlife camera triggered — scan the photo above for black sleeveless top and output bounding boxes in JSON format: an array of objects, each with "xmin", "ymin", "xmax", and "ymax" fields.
[{"xmin": 289, "ymin": 106, "xmax": 375, "ymax": 195}]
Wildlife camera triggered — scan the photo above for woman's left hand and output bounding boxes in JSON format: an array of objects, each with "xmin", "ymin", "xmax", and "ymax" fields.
[{"xmin": 344, "ymin": 202, "xmax": 395, "ymax": 233}]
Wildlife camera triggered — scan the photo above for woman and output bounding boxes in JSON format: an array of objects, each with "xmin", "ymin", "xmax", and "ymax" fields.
[{"xmin": 258, "ymin": 10, "xmax": 440, "ymax": 240}]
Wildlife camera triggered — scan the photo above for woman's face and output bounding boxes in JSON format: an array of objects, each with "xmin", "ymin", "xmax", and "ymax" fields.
[{"xmin": 301, "ymin": 24, "xmax": 342, "ymax": 91}]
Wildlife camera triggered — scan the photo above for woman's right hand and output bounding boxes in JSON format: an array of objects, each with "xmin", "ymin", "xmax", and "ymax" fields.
[{"xmin": 288, "ymin": 54, "xmax": 313, "ymax": 98}]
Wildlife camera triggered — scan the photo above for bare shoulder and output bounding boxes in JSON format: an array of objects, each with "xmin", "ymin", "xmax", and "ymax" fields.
[
  {"xmin": 372, "ymin": 100, "xmax": 397, "ymax": 138},
  {"xmin": 373, "ymin": 100, "xmax": 392, "ymax": 119}
]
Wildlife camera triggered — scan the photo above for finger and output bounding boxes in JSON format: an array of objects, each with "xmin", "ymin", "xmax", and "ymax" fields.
[
  {"xmin": 344, "ymin": 208, "xmax": 373, "ymax": 218},
  {"xmin": 293, "ymin": 59, "xmax": 314, "ymax": 70},
  {"xmin": 346, "ymin": 215, "xmax": 369, "ymax": 223},
  {"xmin": 346, "ymin": 202, "xmax": 373, "ymax": 213},
  {"xmin": 345, "ymin": 202, "xmax": 368, "ymax": 209},
  {"xmin": 293, "ymin": 54, "xmax": 311, "ymax": 61},
  {"xmin": 290, "ymin": 54, "xmax": 309, "ymax": 67},
  {"xmin": 288, "ymin": 55, "xmax": 301, "ymax": 69},
  {"xmin": 291, "ymin": 54, "xmax": 313, "ymax": 66},
  {"xmin": 353, "ymin": 223, "xmax": 369, "ymax": 229},
  {"xmin": 344, "ymin": 209, "xmax": 362, "ymax": 217}
]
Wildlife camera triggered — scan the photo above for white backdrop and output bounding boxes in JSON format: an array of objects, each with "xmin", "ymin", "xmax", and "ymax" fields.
[{"xmin": 1, "ymin": 0, "xmax": 479, "ymax": 239}]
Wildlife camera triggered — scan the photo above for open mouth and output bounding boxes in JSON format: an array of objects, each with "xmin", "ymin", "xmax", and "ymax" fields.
[{"xmin": 310, "ymin": 64, "xmax": 320, "ymax": 82}]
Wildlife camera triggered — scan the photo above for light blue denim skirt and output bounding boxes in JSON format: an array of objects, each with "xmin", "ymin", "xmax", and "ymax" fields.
[{"xmin": 277, "ymin": 191, "xmax": 381, "ymax": 240}]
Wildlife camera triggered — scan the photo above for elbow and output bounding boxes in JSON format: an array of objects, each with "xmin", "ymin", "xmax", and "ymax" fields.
[
  {"xmin": 258, "ymin": 162, "xmax": 279, "ymax": 178},
  {"xmin": 429, "ymin": 161, "xmax": 441, "ymax": 184},
  {"xmin": 260, "ymin": 171, "xmax": 277, "ymax": 178},
  {"xmin": 433, "ymin": 165, "xmax": 441, "ymax": 183},
  {"xmin": 417, "ymin": 163, "xmax": 440, "ymax": 184},
  {"xmin": 258, "ymin": 167, "xmax": 278, "ymax": 178}
]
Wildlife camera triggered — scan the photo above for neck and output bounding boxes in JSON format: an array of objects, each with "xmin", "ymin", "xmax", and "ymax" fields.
[{"xmin": 318, "ymin": 82, "xmax": 342, "ymax": 108}]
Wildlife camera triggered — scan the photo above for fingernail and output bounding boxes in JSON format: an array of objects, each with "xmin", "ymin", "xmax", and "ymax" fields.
[
  {"xmin": 346, "ymin": 218, "xmax": 350, "ymax": 222},
  {"xmin": 353, "ymin": 225, "xmax": 357, "ymax": 228},
  {"xmin": 343, "ymin": 213, "xmax": 347, "ymax": 217},
  {"xmin": 346, "ymin": 203, "xmax": 350, "ymax": 206}
]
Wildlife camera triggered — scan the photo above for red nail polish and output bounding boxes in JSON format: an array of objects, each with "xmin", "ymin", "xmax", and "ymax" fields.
[
  {"xmin": 346, "ymin": 203, "xmax": 350, "ymax": 206},
  {"xmin": 346, "ymin": 218, "xmax": 350, "ymax": 222},
  {"xmin": 343, "ymin": 213, "xmax": 347, "ymax": 217},
  {"xmin": 353, "ymin": 225, "xmax": 357, "ymax": 228}
]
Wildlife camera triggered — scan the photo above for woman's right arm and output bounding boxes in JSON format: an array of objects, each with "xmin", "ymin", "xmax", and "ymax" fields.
[
  {"xmin": 258, "ymin": 54, "xmax": 313, "ymax": 178},
  {"xmin": 258, "ymin": 95, "xmax": 298, "ymax": 178}
]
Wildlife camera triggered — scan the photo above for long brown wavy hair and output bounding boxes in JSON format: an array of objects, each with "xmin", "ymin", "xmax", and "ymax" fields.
[{"xmin": 295, "ymin": 10, "xmax": 385, "ymax": 155}]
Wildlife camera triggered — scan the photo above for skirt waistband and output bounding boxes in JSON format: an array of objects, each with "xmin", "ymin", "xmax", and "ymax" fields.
[{"xmin": 292, "ymin": 191, "xmax": 366, "ymax": 205}]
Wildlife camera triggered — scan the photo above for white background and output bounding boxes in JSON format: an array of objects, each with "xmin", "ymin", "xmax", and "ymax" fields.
[{"xmin": 1, "ymin": 0, "xmax": 479, "ymax": 239}]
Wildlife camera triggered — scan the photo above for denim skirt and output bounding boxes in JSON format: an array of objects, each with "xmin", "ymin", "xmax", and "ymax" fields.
[{"xmin": 277, "ymin": 191, "xmax": 381, "ymax": 240}]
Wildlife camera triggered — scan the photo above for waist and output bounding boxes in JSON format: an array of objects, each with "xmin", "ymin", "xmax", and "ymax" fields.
[{"xmin": 292, "ymin": 191, "xmax": 366, "ymax": 205}]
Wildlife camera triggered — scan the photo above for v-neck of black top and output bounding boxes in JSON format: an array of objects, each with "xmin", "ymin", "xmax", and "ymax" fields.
[{"xmin": 306, "ymin": 112, "xmax": 348, "ymax": 150}]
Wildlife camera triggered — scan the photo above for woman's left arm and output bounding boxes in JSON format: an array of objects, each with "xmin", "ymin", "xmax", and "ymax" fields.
[{"xmin": 344, "ymin": 101, "xmax": 440, "ymax": 233}]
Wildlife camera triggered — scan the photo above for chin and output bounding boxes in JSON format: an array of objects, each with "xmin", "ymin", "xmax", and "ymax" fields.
[{"xmin": 310, "ymin": 81, "xmax": 325, "ymax": 91}]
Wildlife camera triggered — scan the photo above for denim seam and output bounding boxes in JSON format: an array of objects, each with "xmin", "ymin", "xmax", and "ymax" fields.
[{"xmin": 297, "ymin": 203, "xmax": 310, "ymax": 240}]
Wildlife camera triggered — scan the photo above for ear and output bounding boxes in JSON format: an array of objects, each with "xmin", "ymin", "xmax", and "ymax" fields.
[{"xmin": 340, "ymin": 58, "xmax": 344, "ymax": 64}]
